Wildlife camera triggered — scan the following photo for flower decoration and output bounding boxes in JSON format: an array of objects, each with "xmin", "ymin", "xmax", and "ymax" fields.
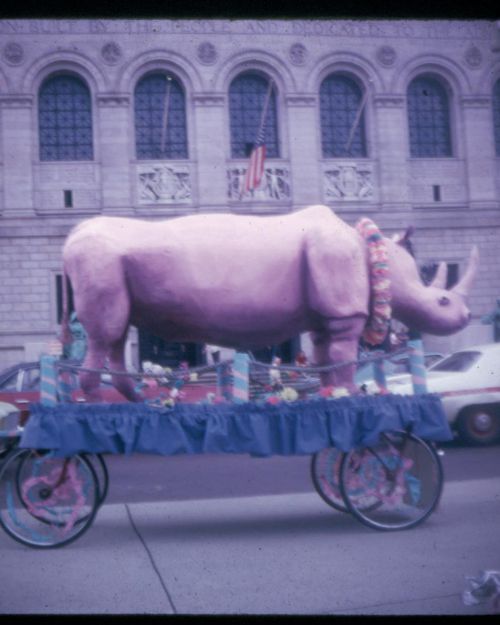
[
  {"xmin": 355, "ymin": 217, "xmax": 392, "ymax": 347},
  {"xmin": 280, "ymin": 386, "xmax": 299, "ymax": 402},
  {"xmin": 319, "ymin": 386, "xmax": 350, "ymax": 399}
]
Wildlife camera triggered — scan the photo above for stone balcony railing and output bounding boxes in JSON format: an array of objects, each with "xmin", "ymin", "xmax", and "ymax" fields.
[
  {"xmin": 322, "ymin": 160, "xmax": 376, "ymax": 204},
  {"xmin": 227, "ymin": 160, "xmax": 291, "ymax": 203},
  {"xmin": 136, "ymin": 161, "xmax": 192, "ymax": 206}
]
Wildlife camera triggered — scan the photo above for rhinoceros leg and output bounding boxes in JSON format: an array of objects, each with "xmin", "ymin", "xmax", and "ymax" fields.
[
  {"xmin": 109, "ymin": 338, "xmax": 141, "ymax": 402},
  {"xmin": 311, "ymin": 316, "xmax": 366, "ymax": 393},
  {"xmin": 80, "ymin": 339, "xmax": 107, "ymax": 402}
]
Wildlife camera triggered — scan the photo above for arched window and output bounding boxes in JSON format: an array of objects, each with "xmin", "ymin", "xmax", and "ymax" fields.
[
  {"xmin": 38, "ymin": 74, "xmax": 93, "ymax": 161},
  {"xmin": 229, "ymin": 72, "xmax": 279, "ymax": 158},
  {"xmin": 134, "ymin": 73, "xmax": 188, "ymax": 160},
  {"xmin": 407, "ymin": 75, "xmax": 452, "ymax": 157},
  {"xmin": 493, "ymin": 78, "xmax": 500, "ymax": 157},
  {"xmin": 320, "ymin": 73, "xmax": 367, "ymax": 158}
]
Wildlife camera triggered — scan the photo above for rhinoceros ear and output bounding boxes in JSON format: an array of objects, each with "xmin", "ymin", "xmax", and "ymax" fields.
[{"xmin": 392, "ymin": 226, "xmax": 415, "ymax": 256}]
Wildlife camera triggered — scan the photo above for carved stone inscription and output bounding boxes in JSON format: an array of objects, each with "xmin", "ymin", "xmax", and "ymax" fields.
[
  {"xmin": 0, "ymin": 19, "xmax": 492, "ymax": 40},
  {"xmin": 138, "ymin": 164, "xmax": 191, "ymax": 204}
]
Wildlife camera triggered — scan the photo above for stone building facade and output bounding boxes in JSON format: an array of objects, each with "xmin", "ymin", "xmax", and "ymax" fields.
[{"xmin": 0, "ymin": 18, "xmax": 499, "ymax": 369}]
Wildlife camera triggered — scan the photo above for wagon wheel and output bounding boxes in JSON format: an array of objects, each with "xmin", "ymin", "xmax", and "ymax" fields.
[
  {"xmin": 0, "ymin": 448, "xmax": 99, "ymax": 548},
  {"xmin": 340, "ymin": 430, "xmax": 444, "ymax": 531}
]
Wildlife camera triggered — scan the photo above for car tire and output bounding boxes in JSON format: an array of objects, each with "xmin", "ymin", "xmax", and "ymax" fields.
[{"xmin": 456, "ymin": 405, "xmax": 500, "ymax": 446}]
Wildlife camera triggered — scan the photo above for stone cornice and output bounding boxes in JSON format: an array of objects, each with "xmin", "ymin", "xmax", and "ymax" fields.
[
  {"xmin": 0, "ymin": 95, "xmax": 33, "ymax": 109},
  {"xmin": 192, "ymin": 93, "xmax": 225, "ymax": 107},
  {"xmin": 373, "ymin": 95, "xmax": 405, "ymax": 109},
  {"xmin": 285, "ymin": 94, "xmax": 317, "ymax": 107},
  {"xmin": 97, "ymin": 94, "xmax": 130, "ymax": 108}
]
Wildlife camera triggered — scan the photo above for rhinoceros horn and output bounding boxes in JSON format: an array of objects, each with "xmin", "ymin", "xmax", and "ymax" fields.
[
  {"xmin": 429, "ymin": 261, "xmax": 448, "ymax": 289},
  {"xmin": 451, "ymin": 245, "xmax": 480, "ymax": 297}
]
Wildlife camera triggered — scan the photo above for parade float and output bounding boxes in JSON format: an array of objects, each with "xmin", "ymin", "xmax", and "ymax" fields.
[{"xmin": 0, "ymin": 206, "xmax": 479, "ymax": 547}]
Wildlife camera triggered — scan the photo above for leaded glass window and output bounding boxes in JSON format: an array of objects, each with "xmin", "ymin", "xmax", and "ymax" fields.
[
  {"xmin": 229, "ymin": 72, "xmax": 279, "ymax": 158},
  {"xmin": 38, "ymin": 74, "xmax": 93, "ymax": 161},
  {"xmin": 407, "ymin": 75, "xmax": 452, "ymax": 158},
  {"xmin": 493, "ymin": 79, "xmax": 500, "ymax": 157},
  {"xmin": 135, "ymin": 73, "xmax": 188, "ymax": 160},
  {"xmin": 320, "ymin": 74, "xmax": 367, "ymax": 158}
]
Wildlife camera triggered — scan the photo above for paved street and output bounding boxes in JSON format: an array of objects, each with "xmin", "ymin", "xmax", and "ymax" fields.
[{"xmin": 0, "ymin": 443, "xmax": 499, "ymax": 615}]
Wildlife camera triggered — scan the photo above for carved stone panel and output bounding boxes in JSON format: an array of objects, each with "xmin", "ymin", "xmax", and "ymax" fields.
[
  {"xmin": 323, "ymin": 162, "xmax": 374, "ymax": 201},
  {"xmin": 2, "ymin": 41, "xmax": 24, "ymax": 65},
  {"xmin": 137, "ymin": 164, "xmax": 192, "ymax": 204},
  {"xmin": 227, "ymin": 165, "xmax": 291, "ymax": 201}
]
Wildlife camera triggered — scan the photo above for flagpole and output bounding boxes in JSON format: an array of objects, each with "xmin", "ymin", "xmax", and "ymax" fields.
[
  {"xmin": 257, "ymin": 78, "xmax": 274, "ymax": 137},
  {"xmin": 160, "ymin": 76, "xmax": 172, "ymax": 156},
  {"xmin": 344, "ymin": 85, "xmax": 369, "ymax": 155}
]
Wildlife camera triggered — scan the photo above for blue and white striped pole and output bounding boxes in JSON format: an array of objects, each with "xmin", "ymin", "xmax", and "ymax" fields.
[
  {"xmin": 40, "ymin": 355, "xmax": 59, "ymax": 405},
  {"xmin": 232, "ymin": 352, "xmax": 249, "ymax": 403},
  {"xmin": 408, "ymin": 334, "xmax": 427, "ymax": 394}
]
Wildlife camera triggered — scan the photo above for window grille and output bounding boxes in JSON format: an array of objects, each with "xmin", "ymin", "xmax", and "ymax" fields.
[
  {"xmin": 320, "ymin": 73, "xmax": 367, "ymax": 158},
  {"xmin": 408, "ymin": 75, "xmax": 452, "ymax": 158},
  {"xmin": 493, "ymin": 78, "xmax": 500, "ymax": 157},
  {"xmin": 38, "ymin": 74, "xmax": 93, "ymax": 161},
  {"xmin": 229, "ymin": 72, "xmax": 279, "ymax": 158},
  {"xmin": 134, "ymin": 73, "xmax": 188, "ymax": 160}
]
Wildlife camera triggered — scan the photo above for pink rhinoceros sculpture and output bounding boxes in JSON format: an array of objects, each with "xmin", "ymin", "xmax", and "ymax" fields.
[{"xmin": 61, "ymin": 205, "xmax": 478, "ymax": 401}]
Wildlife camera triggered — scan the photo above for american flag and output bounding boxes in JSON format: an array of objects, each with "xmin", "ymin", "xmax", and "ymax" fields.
[{"xmin": 243, "ymin": 115, "xmax": 267, "ymax": 194}]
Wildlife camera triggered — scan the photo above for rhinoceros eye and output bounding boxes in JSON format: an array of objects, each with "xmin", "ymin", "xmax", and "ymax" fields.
[{"xmin": 438, "ymin": 296, "xmax": 450, "ymax": 307}]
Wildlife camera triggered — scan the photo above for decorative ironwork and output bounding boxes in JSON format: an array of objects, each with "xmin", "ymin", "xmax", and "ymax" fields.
[
  {"xmin": 320, "ymin": 74, "xmax": 367, "ymax": 158},
  {"xmin": 137, "ymin": 164, "xmax": 191, "ymax": 204},
  {"xmin": 227, "ymin": 165, "xmax": 290, "ymax": 201},
  {"xmin": 38, "ymin": 74, "xmax": 93, "ymax": 162},
  {"xmin": 323, "ymin": 162, "xmax": 374, "ymax": 201},
  {"xmin": 494, "ymin": 79, "xmax": 500, "ymax": 157},
  {"xmin": 407, "ymin": 75, "xmax": 452, "ymax": 158},
  {"xmin": 229, "ymin": 72, "xmax": 279, "ymax": 158},
  {"xmin": 134, "ymin": 73, "xmax": 188, "ymax": 160}
]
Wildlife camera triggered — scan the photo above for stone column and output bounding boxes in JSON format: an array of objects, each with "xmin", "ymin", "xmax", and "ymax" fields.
[
  {"xmin": 373, "ymin": 95, "xmax": 411, "ymax": 210},
  {"xmin": 461, "ymin": 96, "xmax": 497, "ymax": 209},
  {"xmin": 97, "ymin": 94, "xmax": 133, "ymax": 212},
  {"xmin": 285, "ymin": 95, "xmax": 321, "ymax": 206},
  {"xmin": 0, "ymin": 95, "xmax": 34, "ymax": 215},
  {"xmin": 192, "ymin": 94, "xmax": 228, "ymax": 210}
]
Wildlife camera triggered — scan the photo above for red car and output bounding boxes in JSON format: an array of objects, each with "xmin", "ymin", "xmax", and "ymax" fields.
[{"xmin": 0, "ymin": 361, "xmax": 216, "ymax": 425}]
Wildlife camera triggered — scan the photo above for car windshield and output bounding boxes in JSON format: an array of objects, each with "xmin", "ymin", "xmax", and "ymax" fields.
[{"xmin": 429, "ymin": 350, "xmax": 481, "ymax": 372}]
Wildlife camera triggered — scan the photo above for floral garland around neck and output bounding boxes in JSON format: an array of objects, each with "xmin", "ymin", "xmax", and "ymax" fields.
[{"xmin": 355, "ymin": 217, "xmax": 392, "ymax": 346}]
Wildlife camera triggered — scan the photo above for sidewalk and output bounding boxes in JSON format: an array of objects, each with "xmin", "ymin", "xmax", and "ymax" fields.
[{"xmin": 0, "ymin": 477, "xmax": 499, "ymax": 614}]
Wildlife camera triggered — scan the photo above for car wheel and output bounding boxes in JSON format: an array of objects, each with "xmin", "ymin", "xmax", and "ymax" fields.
[{"xmin": 456, "ymin": 406, "xmax": 500, "ymax": 446}]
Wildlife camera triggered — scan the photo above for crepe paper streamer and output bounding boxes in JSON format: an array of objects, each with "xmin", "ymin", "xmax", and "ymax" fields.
[
  {"xmin": 216, "ymin": 361, "xmax": 233, "ymax": 401},
  {"xmin": 373, "ymin": 358, "xmax": 388, "ymax": 393},
  {"xmin": 408, "ymin": 338, "xmax": 427, "ymax": 394},
  {"xmin": 40, "ymin": 355, "xmax": 59, "ymax": 405},
  {"xmin": 57, "ymin": 368, "xmax": 73, "ymax": 403},
  {"xmin": 232, "ymin": 352, "xmax": 249, "ymax": 403}
]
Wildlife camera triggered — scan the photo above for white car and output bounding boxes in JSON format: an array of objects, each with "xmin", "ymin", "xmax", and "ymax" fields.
[{"xmin": 367, "ymin": 343, "xmax": 500, "ymax": 446}]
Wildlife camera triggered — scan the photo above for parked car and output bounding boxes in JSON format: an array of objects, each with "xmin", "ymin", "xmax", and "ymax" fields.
[
  {"xmin": 355, "ymin": 350, "xmax": 444, "ymax": 386},
  {"xmin": 0, "ymin": 360, "xmax": 216, "ymax": 424},
  {"xmin": 366, "ymin": 343, "xmax": 500, "ymax": 446}
]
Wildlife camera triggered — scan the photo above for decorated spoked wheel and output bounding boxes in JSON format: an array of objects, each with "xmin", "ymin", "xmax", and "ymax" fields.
[
  {"xmin": 310, "ymin": 447, "xmax": 348, "ymax": 512},
  {"xmin": 339, "ymin": 430, "xmax": 444, "ymax": 531},
  {"xmin": 0, "ymin": 448, "xmax": 99, "ymax": 548}
]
